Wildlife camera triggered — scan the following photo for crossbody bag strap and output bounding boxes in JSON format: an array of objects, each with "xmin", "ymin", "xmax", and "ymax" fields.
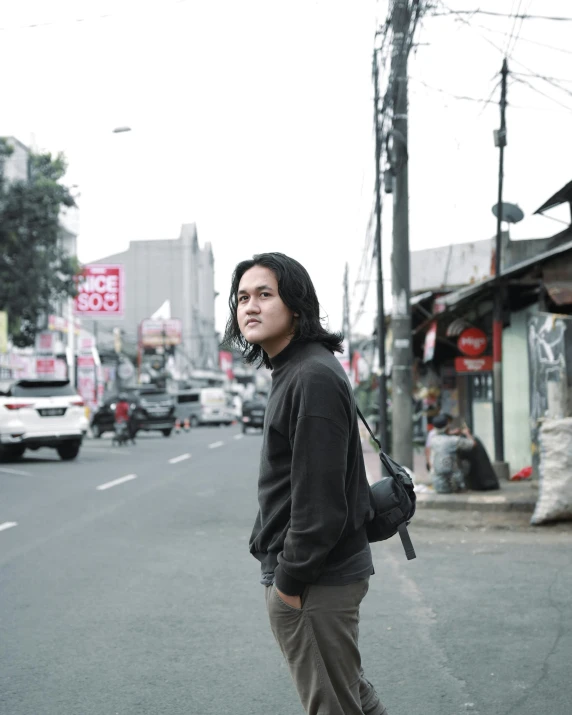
[
  {"xmin": 356, "ymin": 406, "xmax": 382, "ymax": 452},
  {"xmin": 356, "ymin": 406, "xmax": 397, "ymax": 477}
]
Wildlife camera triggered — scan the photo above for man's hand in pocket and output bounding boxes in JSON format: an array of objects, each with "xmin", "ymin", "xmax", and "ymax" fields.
[{"xmin": 276, "ymin": 587, "xmax": 302, "ymax": 609}]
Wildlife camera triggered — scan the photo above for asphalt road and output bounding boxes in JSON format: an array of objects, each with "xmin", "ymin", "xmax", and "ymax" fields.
[{"xmin": 1, "ymin": 426, "xmax": 571, "ymax": 715}]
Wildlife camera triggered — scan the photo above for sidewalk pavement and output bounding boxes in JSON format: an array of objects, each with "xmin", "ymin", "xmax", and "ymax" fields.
[{"xmin": 360, "ymin": 429, "xmax": 538, "ymax": 515}]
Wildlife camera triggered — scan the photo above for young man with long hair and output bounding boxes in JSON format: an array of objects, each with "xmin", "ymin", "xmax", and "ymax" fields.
[{"xmin": 224, "ymin": 252, "xmax": 388, "ymax": 715}]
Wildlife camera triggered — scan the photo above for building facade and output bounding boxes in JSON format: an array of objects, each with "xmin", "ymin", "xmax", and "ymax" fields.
[
  {"xmin": 91, "ymin": 223, "xmax": 217, "ymax": 373},
  {"xmin": 0, "ymin": 136, "xmax": 29, "ymax": 183}
]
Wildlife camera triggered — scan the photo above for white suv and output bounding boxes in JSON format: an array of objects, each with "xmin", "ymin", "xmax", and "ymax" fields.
[{"xmin": 0, "ymin": 379, "xmax": 88, "ymax": 461}]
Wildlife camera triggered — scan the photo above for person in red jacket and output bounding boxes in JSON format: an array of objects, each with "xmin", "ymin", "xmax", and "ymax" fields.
[
  {"xmin": 114, "ymin": 395, "xmax": 130, "ymax": 424},
  {"xmin": 114, "ymin": 394, "xmax": 132, "ymax": 444}
]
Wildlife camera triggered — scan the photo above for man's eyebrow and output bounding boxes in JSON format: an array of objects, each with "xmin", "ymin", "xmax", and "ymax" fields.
[{"xmin": 237, "ymin": 284, "xmax": 274, "ymax": 295}]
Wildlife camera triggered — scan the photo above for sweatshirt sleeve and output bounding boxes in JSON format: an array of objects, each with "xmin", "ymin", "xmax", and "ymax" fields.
[{"xmin": 274, "ymin": 414, "xmax": 349, "ymax": 596}]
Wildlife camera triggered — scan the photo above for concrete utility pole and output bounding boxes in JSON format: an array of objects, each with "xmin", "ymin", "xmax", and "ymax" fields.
[
  {"xmin": 343, "ymin": 263, "xmax": 352, "ymax": 375},
  {"xmin": 343, "ymin": 263, "xmax": 350, "ymax": 344},
  {"xmin": 492, "ymin": 58, "xmax": 509, "ymax": 476},
  {"xmin": 372, "ymin": 48, "xmax": 389, "ymax": 454},
  {"xmin": 390, "ymin": 0, "xmax": 413, "ymax": 468}
]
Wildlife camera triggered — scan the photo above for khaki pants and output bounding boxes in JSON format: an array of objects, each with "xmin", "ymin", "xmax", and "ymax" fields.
[{"xmin": 265, "ymin": 579, "xmax": 387, "ymax": 715}]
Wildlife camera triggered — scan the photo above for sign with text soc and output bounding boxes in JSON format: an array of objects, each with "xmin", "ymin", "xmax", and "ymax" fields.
[{"xmin": 74, "ymin": 264, "xmax": 125, "ymax": 317}]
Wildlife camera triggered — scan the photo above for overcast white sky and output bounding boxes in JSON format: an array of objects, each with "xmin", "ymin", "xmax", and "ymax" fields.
[{"xmin": 2, "ymin": 0, "xmax": 571, "ymax": 336}]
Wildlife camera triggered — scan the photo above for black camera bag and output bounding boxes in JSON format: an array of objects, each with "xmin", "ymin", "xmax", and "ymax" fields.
[{"xmin": 357, "ymin": 408, "xmax": 417, "ymax": 560}]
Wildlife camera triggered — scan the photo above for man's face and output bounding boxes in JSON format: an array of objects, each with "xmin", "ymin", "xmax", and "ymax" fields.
[{"xmin": 237, "ymin": 265, "xmax": 296, "ymax": 357}]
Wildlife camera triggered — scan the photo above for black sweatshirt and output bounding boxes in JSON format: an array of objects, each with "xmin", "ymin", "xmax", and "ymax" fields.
[{"xmin": 249, "ymin": 340, "xmax": 374, "ymax": 596}]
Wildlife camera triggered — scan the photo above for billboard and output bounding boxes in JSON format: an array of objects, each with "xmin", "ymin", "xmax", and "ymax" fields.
[
  {"xmin": 219, "ymin": 350, "xmax": 234, "ymax": 380},
  {"xmin": 140, "ymin": 319, "xmax": 183, "ymax": 347},
  {"xmin": 74, "ymin": 264, "xmax": 125, "ymax": 317}
]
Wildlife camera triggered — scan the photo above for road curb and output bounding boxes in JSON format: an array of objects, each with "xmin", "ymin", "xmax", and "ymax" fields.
[{"xmin": 414, "ymin": 492, "xmax": 536, "ymax": 513}]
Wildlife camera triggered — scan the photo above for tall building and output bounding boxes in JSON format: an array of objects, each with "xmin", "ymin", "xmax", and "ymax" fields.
[
  {"xmin": 0, "ymin": 136, "xmax": 30, "ymax": 183},
  {"xmin": 90, "ymin": 223, "xmax": 217, "ymax": 372}
]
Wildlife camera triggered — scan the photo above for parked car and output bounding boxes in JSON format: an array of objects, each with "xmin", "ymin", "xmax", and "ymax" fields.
[
  {"xmin": 241, "ymin": 397, "xmax": 266, "ymax": 433},
  {"xmin": 0, "ymin": 379, "xmax": 88, "ymax": 460},
  {"xmin": 91, "ymin": 388, "xmax": 176, "ymax": 438}
]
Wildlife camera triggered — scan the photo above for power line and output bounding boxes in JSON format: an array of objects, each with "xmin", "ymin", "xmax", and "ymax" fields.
[
  {"xmin": 512, "ymin": 71, "xmax": 572, "ymax": 85},
  {"xmin": 449, "ymin": 17, "xmax": 572, "ymax": 56},
  {"xmin": 505, "ymin": 0, "xmax": 527, "ymax": 59},
  {"xmin": 411, "ymin": 76, "xmax": 499, "ymax": 105},
  {"xmin": 412, "ymin": 75, "xmax": 571, "ymax": 113},
  {"xmin": 431, "ymin": 8, "xmax": 572, "ymax": 22},
  {"xmin": 0, "ymin": 0, "xmax": 188, "ymax": 32},
  {"xmin": 437, "ymin": 1, "xmax": 572, "ymax": 110},
  {"xmin": 512, "ymin": 76, "xmax": 572, "ymax": 112}
]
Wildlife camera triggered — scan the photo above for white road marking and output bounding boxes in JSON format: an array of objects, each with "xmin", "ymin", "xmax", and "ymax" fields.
[
  {"xmin": 0, "ymin": 467, "xmax": 32, "ymax": 476},
  {"xmin": 233, "ymin": 434, "xmax": 243, "ymax": 441},
  {"xmin": 0, "ymin": 522, "xmax": 18, "ymax": 532},
  {"xmin": 169, "ymin": 453, "xmax": 191, "ymax": 464},
  {"xmin": 96, "ymin": 474, "xmax": 137, "ymax": 491},
  {"xmin": 208, "ymin": 441, "xmax": 224, "ymax": 449}
]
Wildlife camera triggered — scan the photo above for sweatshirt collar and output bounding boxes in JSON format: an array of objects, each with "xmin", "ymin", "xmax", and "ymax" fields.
[{"xmin": 268, "ymin": 339, "xmax": 306, "ymax": 370}]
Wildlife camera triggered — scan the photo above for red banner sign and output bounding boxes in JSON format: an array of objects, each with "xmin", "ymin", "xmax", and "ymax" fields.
[
  {"xmin": 455, "ymin": 356, "xmax": 493, "ymax": 373},
  {"xmin": 74, "ymin": 264, "xmax": 125, "ymax": 317},
  {"xmin": 219, "ymin": 350, "xmax": 234, "ymax": 380},
  {"xmin": 457, "ymin": 327, "xmax": 487, "ymax": 357}
]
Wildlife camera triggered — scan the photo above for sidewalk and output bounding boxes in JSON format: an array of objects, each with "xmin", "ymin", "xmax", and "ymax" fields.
[{"xmin": 360, "ymin": 430, "xmax": 538, "ymax": 514}]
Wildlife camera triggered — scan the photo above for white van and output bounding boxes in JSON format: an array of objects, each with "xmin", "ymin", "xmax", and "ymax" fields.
[
  {"xmin": 176, "ymin": 387, "xmax": 233, "ymax": 427},
  {"xmin": 199, "ymin": 388, "xmax": 233, "ymax": 426}
]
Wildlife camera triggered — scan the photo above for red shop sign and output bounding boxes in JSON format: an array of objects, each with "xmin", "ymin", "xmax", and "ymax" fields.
[
  {"xmin": 457, "ymin": 327, "xmax": 487, "ymax": 357},
  {"xmin": 74, "ymin": 264, "xmax": 125, "ymax": 317},
  {"xmin": 455, "ymin": 356, "xmax": 493, "ymax": 373}
]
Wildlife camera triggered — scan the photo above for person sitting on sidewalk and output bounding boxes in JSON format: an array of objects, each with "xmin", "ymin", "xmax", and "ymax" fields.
[{"xmin": 430, "ymin": 413, "xmax": 475, "ymax": 494}]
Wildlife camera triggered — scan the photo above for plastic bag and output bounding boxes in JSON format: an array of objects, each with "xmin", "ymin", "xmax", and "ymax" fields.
[{"xmin": 510, "ymin": 466, "xmax": 532, "ymax": 481}]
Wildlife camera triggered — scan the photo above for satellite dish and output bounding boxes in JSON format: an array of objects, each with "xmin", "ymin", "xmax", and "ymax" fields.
[{"xmin": 492, "ymin": 202, "xmax": 524, "ymax": 224}]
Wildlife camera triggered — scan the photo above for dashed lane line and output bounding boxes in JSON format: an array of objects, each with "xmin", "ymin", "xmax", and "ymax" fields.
[
  {"xmin": 96, "ymin": 474, "xmax": 138, "ymax": 491},
  {"xmin": 208, "ymin": 441, "xmax": 224, "ymax": 449},
  {"xmin": 169, "ymin": 453, "xmax": 191, "ymax": 464},
  {"xmin": 0, "ymin": 522, "xmax": 18, "ymax": 532},
  {"xmin": 233, "ymin": 434, "xmax": 243, "ymax": 441},
  {"xmin": 0, "ymin": 467, "xmax": 32, "ymax": 476}
]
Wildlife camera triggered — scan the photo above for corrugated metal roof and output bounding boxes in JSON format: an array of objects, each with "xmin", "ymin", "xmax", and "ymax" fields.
[{"xmin": 440, "ymin": 237, "xmax": 572, "ymax": 309}]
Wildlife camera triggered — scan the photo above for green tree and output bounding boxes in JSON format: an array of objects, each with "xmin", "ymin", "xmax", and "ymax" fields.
[{"xmin": 0, "ymin": 139, "xmax": 78, "ymax": 347}]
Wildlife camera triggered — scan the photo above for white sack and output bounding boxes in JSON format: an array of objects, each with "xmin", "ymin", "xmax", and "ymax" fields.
[{"xmin": 531, "ymin": 417, "xmax": 572, "ymax": 525}]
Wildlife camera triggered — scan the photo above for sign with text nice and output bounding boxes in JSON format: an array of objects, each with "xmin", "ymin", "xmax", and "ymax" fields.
[{"xmin": 74, "ymin": 264, "xmax": 125, "ymax": 317}]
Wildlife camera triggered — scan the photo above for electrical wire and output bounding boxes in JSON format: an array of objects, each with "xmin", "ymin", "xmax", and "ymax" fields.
[
  {"xmin": 512, "ymin": 71, "xmax": 572, "ymax": 85},
  {"xmin": 504, "ymin": 0, "xmax": 525, "ymax": 58},
  {"xmin": 448, "ymin": 16, "xmax": 572, "ymax": 56},
  {"xmin": 0, "ymin": 0, "xmax": 188, "ymax": 32},
  {"xmin": 412, "ymin": 75, "xmax": 571, "ymax": 113},
  {"xmin": 411, "ymin": 76, "xmax": 499, "ymax": 105},
  {"xmin": 431, "ymin": 8, "xmax": 572, "ymax": 22},
  {"xmin": 512, "ymin": 75, "xmax": 572, "ymax": 112},
  {"xmin": 437, "ymin": 1, "xmax": 572, "ymax": 111}
]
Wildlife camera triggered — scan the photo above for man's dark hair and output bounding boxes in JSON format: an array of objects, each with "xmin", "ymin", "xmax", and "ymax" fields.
[{"xmin": 222, "ymin": 252, "xmax": 344, "ymax": 369}]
